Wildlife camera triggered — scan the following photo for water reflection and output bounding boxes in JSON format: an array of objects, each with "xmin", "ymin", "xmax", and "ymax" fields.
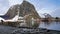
[{"xmin": 39, "ymin": 22, "xmax": 60, "ymax": 31}]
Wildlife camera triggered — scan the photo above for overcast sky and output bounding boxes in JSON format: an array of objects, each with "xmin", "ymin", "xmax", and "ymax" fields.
[{"xmin": 0, "ymin": 0, "xmax": 60, "ymax": 17}]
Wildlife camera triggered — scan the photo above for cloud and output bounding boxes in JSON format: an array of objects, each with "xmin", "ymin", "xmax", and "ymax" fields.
[
  {"xmin": 34, "ymin": 0, "xmax": 58, "ymax": 17},
  {"xmin": 8, "ymin": 0, "xmax": 22, "ymax": 6},
  {"xmin": 0, "ymin": 0, "xmax": 9, "ymax": 15},
  {"xmin": 51, "ymin": 7, "xmax": 60, "ymax": 17},
  {"xmin": 38, "ymin": 7, "xmax": 60, "ymax": 17},
  {"xmin": 0, "ymin": 0, "xmax": 22, "ymax": 15}
]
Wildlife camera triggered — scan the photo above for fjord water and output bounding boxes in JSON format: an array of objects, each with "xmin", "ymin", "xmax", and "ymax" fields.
[{"xmin": 39, "ymin": 22, "xmax": 60, "ymax": 31}]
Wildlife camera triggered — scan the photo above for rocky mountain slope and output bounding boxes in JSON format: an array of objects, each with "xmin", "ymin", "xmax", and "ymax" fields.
[{"xmin": 5, "ymin": 0, "xmax": 40, "ymax": 19}]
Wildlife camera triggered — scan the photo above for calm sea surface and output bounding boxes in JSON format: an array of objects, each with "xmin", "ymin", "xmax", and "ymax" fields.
[{"xmin": 39, "ymin": 22, "xmax": 60, "ymax": 31}]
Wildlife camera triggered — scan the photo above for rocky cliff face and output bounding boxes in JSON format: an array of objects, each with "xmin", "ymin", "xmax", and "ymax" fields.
[{"xmin": 5, "ymin": 1, "xmax": 40, "ymax": 19}]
